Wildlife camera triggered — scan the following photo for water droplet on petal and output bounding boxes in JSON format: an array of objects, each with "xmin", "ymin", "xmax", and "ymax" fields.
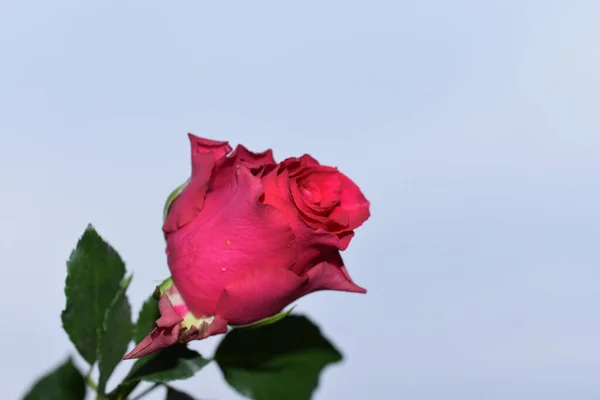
[{"xmin": 221, "ymin": 267, "xmax": 227, "ymax": 272}]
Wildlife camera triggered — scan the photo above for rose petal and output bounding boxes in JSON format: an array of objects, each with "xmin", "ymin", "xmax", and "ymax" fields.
[
  {"xmin": 123, "ymin": 295, "xmax": 183, "ymax": 359},
  {"xmin": 291, "ymin": 180, "xmax": 349, "ymax": 230},
  {"xmin": 337, "ymin": 172, "xmax": 371, "ymax": 230},
  {"xmin": 298, "ymin": 175, "xmax": 341, "ymax": 212},
  {"xmin": 188, "ymin": 133, "xmax": 232, "ymax": 160},
  {"xmin": 230, "ymin": 144, "xmax": 276, "ymax": 166},
  {"xmin": 216, "ymin": 265, "xmax": 308, "ymax": 325},
  {"xmin": 214, "ymin": 256, "xmax": 365, "ymax": 327},
  {"xmin": 155, "ymin": 293, "xmax": 185, "ymax": 327},
  {"xmin": 259, "ymin": 164, "xmax": 287, "ymax": 207},
  {"xmin": 337, "ymin": 230, "xmax": 355, "ymax": 251},
  {"xmin": 163, "ymin": 152, "xmax": 214, "ymax": 233},
  {"xmin": 123, "ymin": 325, "xmax": 180, "ymax": 360},
  {"xmin": 211, "ymin": 144, "xmax": 276, "ymax": 190},
  {"xmin": 167, "ymin": 166, "xmax": 297, "ymax": 317},
  {"xmin": 281, "ymin": 154, "xmax": 320, "ymax": 177},
  {"xmin": 303, "ymin": 261, "xmax": 366, "ymax": 295},
  {"xmin": 299, "ymin": 154, "xmax": 320, "ymax": 167},
  {"xmin": 163, "ymin": 134, "xmax": 232, "ymax": 233}
]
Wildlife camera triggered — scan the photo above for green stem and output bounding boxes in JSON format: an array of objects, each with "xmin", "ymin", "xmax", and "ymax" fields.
[
  {"xmin": 130, "ymin": 383, "xmax": 161, "ymax": 400},
  {"xmin": 85, "ymin": 367, "xmax": 98, "ymax": 392}
]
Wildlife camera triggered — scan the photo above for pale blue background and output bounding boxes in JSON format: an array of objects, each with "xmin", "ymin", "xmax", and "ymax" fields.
[{"xmin": 1, "ymin": 1, "xmax": 599, "ymax": 399}]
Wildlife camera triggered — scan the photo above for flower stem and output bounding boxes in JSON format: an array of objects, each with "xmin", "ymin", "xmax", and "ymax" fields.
[{"xmin": 85, "ymin": 367, "xmax": 98, "ymax": 392}]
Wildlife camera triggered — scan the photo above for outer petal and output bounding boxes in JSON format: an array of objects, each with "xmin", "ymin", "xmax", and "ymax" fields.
[
  {"xmin": 167, "ymin": 166, "xmax": 297, "ymax": 317},
  {"xmin": 188, "ymin": 133, "xmax": 232, "ymax": 161},
  {"xmin": 210, "ymin": 144, "xmax": 276, "ymax": 191},
  {"xmin": 163, "ymin": 134, "xmax": 232, "ymax": 233},
  {"xmin": 303, "ymin": 261, "xmax": 366, "ymax": 294},
  {"xmin": 280, "ymin": 154, "xmax": 320, "ymax": 177},
  {"xmin": 259, "ymin": 164, "xmax": 288, "ymax": 208},
  {"xmin": 338, "ymin": 172, "xmax": 370, "ymax": 231},
  {"xmin": 214, "ymin": 256, "xmax": 366, "ymax": 327},
  {"xmin": 163, "ymin": 152, "xmax": 214, "ymax": 233},
  {"xmin": 123, "ymin": 295, "xmax": 182, "ymax": 359},
  {"xmin": 337, "ymin": 230, "xmax": 355, "ymax": 251},
  {"xmin": 299, "ymin": 154, "xmax": 320, "ymax": 167},
  {"xmin": 123, "ymin": 282, "xmax": 228, "ymax": 360},
  {"xmin": 230, "ymin": 144, "xmax": 275, "ymax": 167},
  {"xmin": 215, "ymin": 265, "xmax": 308, "ymax": 325}
]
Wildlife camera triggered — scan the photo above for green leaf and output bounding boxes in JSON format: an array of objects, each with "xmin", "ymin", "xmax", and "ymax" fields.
[
  {"xmin": 134, "ymin": 295, "xmax": 160, "ymax": 344},
  {"xmin": 126, "ymin": 344, "xmax": 211, "ymax": 383},
  {"xmin": 231, "ymin": 306, "xmax": 295, "ymax": 329},
  {"xmin": 98, "ymin": 275, "xmax": 133, "ymax": 394},
  {"xmin": 61, "ymin": 224, "xmax": 126, "ymax": 364},
  {"xmin": 215, "ymin": 315, "xmax": 342, "ymax": 400},
  {"xmin": 166, "ymin": 386, "xmax": 197, "ymax": 400},
  {"xmin": 22, "ymin": 358, "xmax": 85, "ymax": 400}
]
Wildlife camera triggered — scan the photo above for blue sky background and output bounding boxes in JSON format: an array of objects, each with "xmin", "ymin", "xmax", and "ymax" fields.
[{"xmin": 2, "ymin": 1, "xmax": 599, "ymax": 399}]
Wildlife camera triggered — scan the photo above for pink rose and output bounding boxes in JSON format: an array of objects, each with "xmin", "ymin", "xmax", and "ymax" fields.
[{"xmin": 125, "ymin": 134, "xmax": 369, "ymax": 359}]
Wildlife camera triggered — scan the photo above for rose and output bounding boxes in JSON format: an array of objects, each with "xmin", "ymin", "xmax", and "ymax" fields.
[{"xmin": 125, "ymin": 134, "xmax": 370, "ymax": 359}]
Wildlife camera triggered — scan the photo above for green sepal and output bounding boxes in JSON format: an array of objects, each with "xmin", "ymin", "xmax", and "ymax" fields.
[
  {"xmin": 163, "ymin": 180, "xmax": 189, "ymax": 222},
  {"xmin": 231, "ymin": 306, "xmax": 295, "ymax": 329},
  {"xmin": 152, "ymin": 277, "xmax": 174, "ymax": 299}
]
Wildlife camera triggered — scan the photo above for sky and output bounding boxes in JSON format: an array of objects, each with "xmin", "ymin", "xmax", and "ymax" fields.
[{"xmin": 1, "ymin": 1, "xmax": 599, "ymax": 399}]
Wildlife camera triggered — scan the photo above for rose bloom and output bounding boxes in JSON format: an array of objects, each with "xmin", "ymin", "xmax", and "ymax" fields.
[{"xmin": 125, "ymin": 134, "xmax": 370, "ymax": 359}]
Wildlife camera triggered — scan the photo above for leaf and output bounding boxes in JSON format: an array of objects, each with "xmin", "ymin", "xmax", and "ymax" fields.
[
  {"xmin": 134, "ymin": 295, "xmax": 160, "ymax": 344},
  {"xmin": 215, "ymin": 315, "xmax": 342, "ymax": 400},
  {"xmin": 61, "ymin": 224, "xmax": 126, "ymax": 364},
  {"xmin": 22, "ymin": 358, "xmax": 85, "ymax": 400},
  {"xmin": 126, "ymin": 344, "xmax": 211, "ymax": 383},
  {"xmin": 98, "ymin": 275, "xmax": 133, "ymax": 394},
  {"xmin": 166, "ymin": 386, "xmax": 197, "ymax": 400}
]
